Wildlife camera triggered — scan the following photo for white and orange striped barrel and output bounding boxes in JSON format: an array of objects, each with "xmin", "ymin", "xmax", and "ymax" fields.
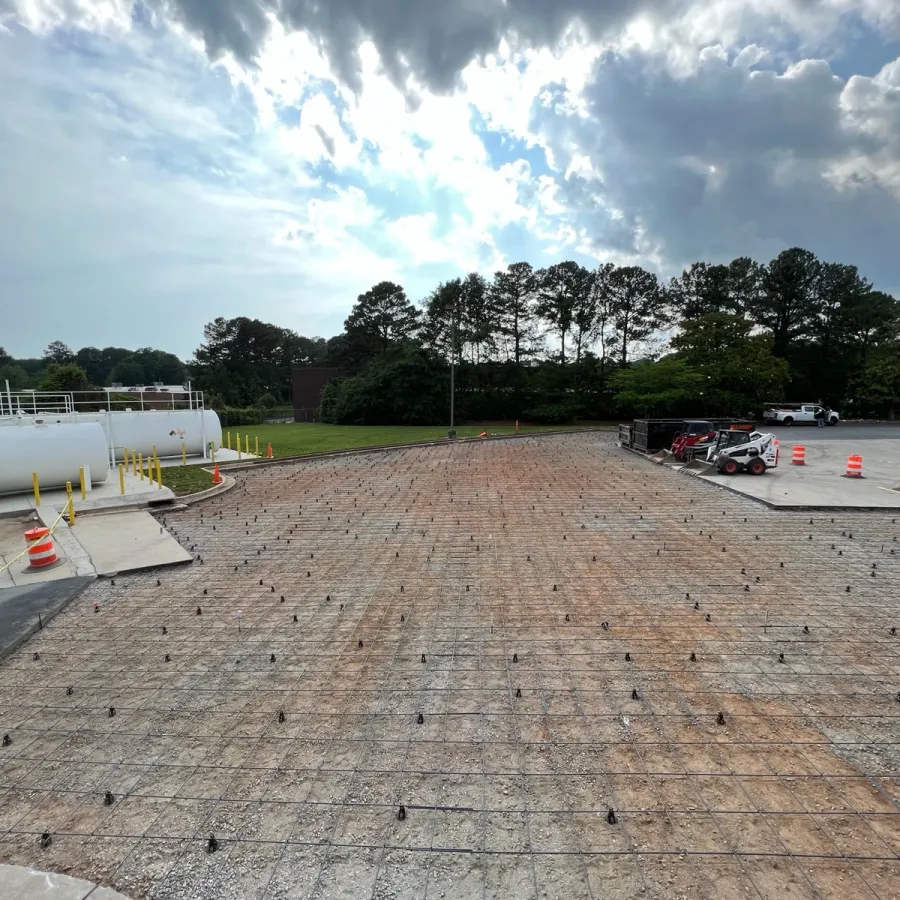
[
  {"xmin": 791, "ymin": 445, "xmax": 806, "ymax": 465},
  {"xmin": 845, "ymin": 455, "xmax": 863, "ymax": 478},
  {"xmin": 25, "ymin": 527, "xmax": 59, "ymax": 569}
]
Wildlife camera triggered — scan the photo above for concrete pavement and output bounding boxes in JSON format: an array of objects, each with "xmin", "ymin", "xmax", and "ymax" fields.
[
  {"xmin": 688, "ymin": 424, "xmax": 900, "ymax": 509},
  {"xmin": 0, "ymin": 864, "xmax": 131, "ymax": 899}
]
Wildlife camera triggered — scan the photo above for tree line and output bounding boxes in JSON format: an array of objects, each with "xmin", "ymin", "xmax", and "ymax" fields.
[
  {"xmin": 0, "ymin": 342, "xmax": 186, "ymax": 396},
  {"xmin": 321, "ymin": 247, "xmax": 900, "ymax": 423},
  {"xmin": 3, "ymin": 245, "xmax": 898, "ymax": 424}
]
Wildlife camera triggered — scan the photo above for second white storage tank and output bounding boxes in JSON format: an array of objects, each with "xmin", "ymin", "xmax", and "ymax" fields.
[
  {"xmin": 95, "ymin": 409, "xmax": 222, "ymax": 460},
  {"xmin": 0, "ymin": 422, "xmax": 110, "ymax": 494}
]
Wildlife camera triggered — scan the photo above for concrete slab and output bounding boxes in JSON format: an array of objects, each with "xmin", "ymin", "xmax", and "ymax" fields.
[
  {"xmin": 36, "ymin": 512, "xmax": 94, "ymax": 579},
  {"xmin": 0, "ymin": 864, "xmax": 131, "ymax": 899},
  {"xmin": 694, "ymin": 436, "xmax": 900, "ymax": 508},
  {"xmin": 69, "ymin": 510, "xmax": 192, "ymax": 576},
  {"xmin": 0, "ymin": 469, "xmax": 174, "ymax": 519},
  {"xmin": 0, "ymin": 575, "xmax": 93, "ymax": 661},
  {"xmin": 0, "ymin": 517, "xmax": 77, "ymax": 588},
  {"xmin": 159, "ymin": 446, "xmax": 256, "ymax": 468}
]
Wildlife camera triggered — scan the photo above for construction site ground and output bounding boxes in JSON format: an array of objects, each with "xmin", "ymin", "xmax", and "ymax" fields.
[{"xmin": 0, "ymin": 431, "xmax": 899, "ymax": 900}]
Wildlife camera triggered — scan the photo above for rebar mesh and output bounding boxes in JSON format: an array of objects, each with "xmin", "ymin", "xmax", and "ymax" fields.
[{"xmin": 0, "ymin": 432, "xmax": 898, "ymax": 899}]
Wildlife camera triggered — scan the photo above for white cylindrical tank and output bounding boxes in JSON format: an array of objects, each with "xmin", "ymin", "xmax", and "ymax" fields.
[
  {"xmin": 5, "ymin": 409, "xmax": 223, "ymax": 461},
  {"xmin": 0, "ymin": 422, "xmax": 111, "ymax": 494},
  {"xmin": 94, "ymin": 409, "xmax": 222, "ymax": 460}
]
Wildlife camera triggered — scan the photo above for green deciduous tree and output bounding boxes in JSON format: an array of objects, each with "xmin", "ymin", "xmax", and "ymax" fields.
[
  {"xmin": 670, "ymin": 313, "xmax": 790, "ymax": 414},
  {"xmin": 849, "ymin": 342, "xmax": 900, "ymax": 419},
  {"xmin": 38, "ymin": 362, "xmax": 91, "ymax": 392},
  {"xmin": 0, "ymin": 363, "xmax": 30, "ymax": 390},
  {"xmin": 193, "ymin": 317, "xmax": 325, "ymax": 406},
  {"xmin": 609, "ymin": 357, "xmax": 705, "ymax": 417},
  {"xmin": 321, "ymin": 346, "xmax": 446, "ymax": 425},
  {"xmin": 43, "ymin": 341, "xmax": 75, "ymax": 364}
]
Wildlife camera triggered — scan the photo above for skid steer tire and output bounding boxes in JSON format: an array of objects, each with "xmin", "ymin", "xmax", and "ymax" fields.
[
  {"xmin": 747, "ymin": 458, "xmax": 766, "ymax": 476},
  {"xmin": 721, "ymin": 459, "xmax": 740, "ymax": 476}
]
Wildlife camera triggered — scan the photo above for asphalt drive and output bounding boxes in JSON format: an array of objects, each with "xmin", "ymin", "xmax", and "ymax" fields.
[{"xmin": 766, "ymin": 422, "xmax": 900, "ymax": 442}]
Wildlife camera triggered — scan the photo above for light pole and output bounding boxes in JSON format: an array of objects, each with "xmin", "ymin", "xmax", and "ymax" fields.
[
  {"xmin": 448, "ymin": 305, "xmax": 457, "ymax": 439},
  {"xmin": 448, "ymin": 309, "xmax": 457, "ymax": 438}
]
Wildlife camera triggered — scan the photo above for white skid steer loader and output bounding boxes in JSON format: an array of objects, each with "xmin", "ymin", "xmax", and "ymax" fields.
[{"xmin": 706, "ymin": 429, "xmax": 779, "ymax": 475}]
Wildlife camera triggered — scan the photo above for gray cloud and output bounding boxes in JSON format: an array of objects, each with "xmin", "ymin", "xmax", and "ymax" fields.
[
  {"xmin": 313, "ymin": 123, "xmax": 335, "ymax": 157},
  {"xmin": 150, "ymin": 0, "xmax": 681, "ymax": 93},
  {"xmin": 534, "ymin": 46, "xmax": 900, "ymax": 291},
  {"xmin": 140, "ymin": 0, "xmax": 900, "ymax": 97}
]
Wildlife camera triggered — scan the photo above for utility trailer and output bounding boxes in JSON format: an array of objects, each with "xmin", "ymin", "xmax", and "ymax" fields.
[{"xmin": 619, "ymin": 418, "xmax": 756, "ymax": 455}]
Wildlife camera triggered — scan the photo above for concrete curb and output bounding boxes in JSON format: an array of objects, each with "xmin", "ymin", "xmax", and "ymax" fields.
[
  {"xmin": 215, "ymin": 427, "xmax": 615, "ymax": 473},
  {"xmin": 177, "ymin": 473, "xmax": 237, "ymax": 506},
  {"xmin": 36, "ymin": 509, "xmax": 94, "ymax": 577}
]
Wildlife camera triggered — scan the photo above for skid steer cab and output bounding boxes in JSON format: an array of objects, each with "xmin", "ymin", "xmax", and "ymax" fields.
[{"xmin": 707, "ymin": 429, "xmax": 779, "ymax": 476}]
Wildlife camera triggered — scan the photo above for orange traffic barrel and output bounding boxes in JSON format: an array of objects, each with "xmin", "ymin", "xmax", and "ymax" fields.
[
  {"xmin": 791, "ymin": 445, "xmax": 806, "ymax": 465},
  {"xmin": 844, "ymin": 455, "xmax": 864, "ymax": 478},
  {"xmin": 25, "ymin": 527, "xmax": 59, "ymax": 569}
]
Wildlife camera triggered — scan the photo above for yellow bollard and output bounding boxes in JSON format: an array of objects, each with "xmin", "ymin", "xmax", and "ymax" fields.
[
  {"xmin": 123, "ymin": 448, "xmax": 128, "ymax": 470},
  {"xmin": 156, "ymin": 457, "xmax": 163, "ymax": 489},
  {"xmin": 210, "ymin": 442, "xmax": 216, "ymax": 465},
  {"xmin": 181, "ymin": 441, "xmax": 187, "ymax": 466},
  {"xmin": 32, "ymin": 472, "xmax": 40, "ymax": 507},
  {"xmin": 152, "ymin": 445, "xmax": 157, "ymax": 462},
  {"xmin": 245, "ymin": 434, "xmax": 249, "ymax": 458},
  {"xmin": 131, "ymin": 450, "xmax": 137, "ymax": 476},
  {"xmin": 79, "ymin": 466, "xmax": 87, "ymax": 500},
  {"xmin": 66, "ymin": 481, "xmax": 75, "ymax": 525},
  {"xmin": 118, "ymin": 464, "xmax": 125, "ymax": 495},
  {"xmin": 237, "ymin": 433, "xmax": 242, "ymax": 459},
  {"xmin": 227, "ymin": 431, "xmax": 232, "ymax": 450},
  {"xmin": 138, "ymin": 453, "xmax": 144, "ymax": 481},
  {"xmin": 255, "ymin": 436, "xmax": 259, "ymax": 457}
]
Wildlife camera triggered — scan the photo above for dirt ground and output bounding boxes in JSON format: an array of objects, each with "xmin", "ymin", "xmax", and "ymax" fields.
[{"xmin": 1, "ymin": 432, "xmax": 899, "ymax": 899}]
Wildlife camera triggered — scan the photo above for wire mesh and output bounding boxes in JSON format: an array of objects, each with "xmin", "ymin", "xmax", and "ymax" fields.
[{"xmin": 0, "ymin": 432, "xmax": 899, "ymax": 899}]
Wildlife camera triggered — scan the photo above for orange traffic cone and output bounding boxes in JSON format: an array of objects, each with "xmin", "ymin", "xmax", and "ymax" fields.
[
  {"xmin": 266, "ymin": 443, "xmax": 273, "ymax": 458},
  {"xmin": 212, "ymin": 464, "xmax": 222, "ymax": 485}
]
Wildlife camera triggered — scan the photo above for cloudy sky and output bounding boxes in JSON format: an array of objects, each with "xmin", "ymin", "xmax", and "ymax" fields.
[{"xmin": 2, "ymin": 0, "xmax": 899, "ymax": 360}]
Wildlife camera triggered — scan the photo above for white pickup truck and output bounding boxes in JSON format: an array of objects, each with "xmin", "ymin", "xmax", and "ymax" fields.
[{"xmin": 763, "ymin": 403, "xmax": 840, "ymax": 426}]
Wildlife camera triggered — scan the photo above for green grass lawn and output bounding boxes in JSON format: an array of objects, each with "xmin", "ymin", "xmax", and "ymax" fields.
[
  {"xmin": 144, "ymin": 463, "xmax": 213, "ymax": 495},
  {"xmin": 221, "ymin": 422, "xmax": 610, "ymax": 459},
  {"xmin": 155, "ymin": 422, "xmax": 610, "ymax": 496}
]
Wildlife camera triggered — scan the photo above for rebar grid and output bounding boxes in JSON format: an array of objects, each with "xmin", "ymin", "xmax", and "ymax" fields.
[{"xmin": 1, "ymin": 432, "xmax": 899, "ymax": 899}]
